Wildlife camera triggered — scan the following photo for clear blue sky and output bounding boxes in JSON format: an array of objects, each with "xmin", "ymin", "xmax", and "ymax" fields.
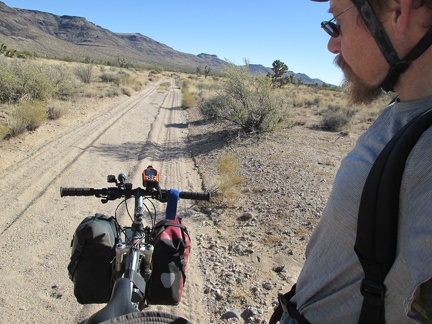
[{"xmin": 3, "ymin": 0, "xmax": 344, "ymax": 85}]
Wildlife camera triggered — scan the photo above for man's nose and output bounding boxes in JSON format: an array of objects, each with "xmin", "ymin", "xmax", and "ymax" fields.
[{"xmin": 328, "ymin": 36, "xmax": 341, "ymax": 54}]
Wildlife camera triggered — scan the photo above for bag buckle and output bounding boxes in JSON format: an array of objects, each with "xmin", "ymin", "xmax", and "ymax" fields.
[
  {"xmin": 278, "ymin": 293, "xmax": 290, "ymax": 314},
  {"xmin": 360, "ymin": 278, "xmax": 386, "ymax": 306}
]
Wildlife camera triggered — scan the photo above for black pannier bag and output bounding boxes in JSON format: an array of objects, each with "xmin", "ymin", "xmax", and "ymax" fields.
[
  {"xmin": 146, "ymin": 217, "xmax": 191, "ymax": 305},
  {"xmin": 67, "ymin": 213, "xmax": 120, "ymax": 304}
]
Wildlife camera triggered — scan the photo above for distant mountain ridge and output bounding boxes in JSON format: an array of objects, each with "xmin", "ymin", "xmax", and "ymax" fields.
[{"xmin": 0, "ymin": 1, "xmax": 325, "ymax": 85}]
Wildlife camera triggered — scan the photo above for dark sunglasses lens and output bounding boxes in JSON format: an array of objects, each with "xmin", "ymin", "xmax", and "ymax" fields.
[{"xmin": 321, "ymin": 21, "xmax": 340, "ymax": 37}]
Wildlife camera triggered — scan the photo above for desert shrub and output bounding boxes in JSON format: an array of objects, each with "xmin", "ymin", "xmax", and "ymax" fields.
[
  {"xmin": 121, "ymin": 87, "xmax": 132, "ymax": 96},
  {"xmin": 321, "ymin": 111, "xmax": 350, "ymax": 131},
  {"xmin": 74, "ymin": 64, "xmax": 93, "ymax": 83},
  {"xmin": 100, "ymin": 72, "xmax": 120, "ymax": 84},
  {"xmin": 117, "ymin": 70, "xmax": 130, "ymax": 80},
  {"xmin": 46, "ymin": 100, "xmax": 69, "ymax": 120},
  {"xmin": 0, "ymin": 60, "xmax": 56, "ymax": 103},
  {"xmin": 8, "ymin": 117, "xmax": 27, "ymax": 136},
  {"xmin": 304, "ymin": 97, "xmax": 321, "ymax": 108},
  {"xmin": 120, "ymin": 74, "xmax": 141, "ymax": 91},
  {"xmin": 327, "ymin": 104, "xmax": 357, "ymax": 118},
  {"xmin": 106, "ymin": 87, "xmax": 121, "ymax": 97},
  {"xmin": 181, "ymin": 88, "xmax": 196, "ymax": 108},
  {"xmin": 83, "ymin": 88, "xmax": 98, "ymax": 98},
  {"xmin": 199, "ymin": 61, "xmax": 289, "ymax": 133},
  {"xmin": 7, "ymin": 101, "xmax": 47, "ymax": 135},
  {"xmin": 199, "ymin": 95, "xmax": 226, "ymax": 120},
  {"xmin": 320, "ymin": 104, "xmax": 357, "ymax": 132},
  {"xmin": 45, "ymin": 64, "xmax": 78, "ymax": 99},
  {"xmin": 181, "ymin": 78, "xmax": 192, "ymax": 89}
]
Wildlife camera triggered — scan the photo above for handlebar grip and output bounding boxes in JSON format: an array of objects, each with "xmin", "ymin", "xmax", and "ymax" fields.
[
  {"xmin": 179, "ymin": 191, "xmax": 211, "ymax": 201},
  {"xmin": 60, "ymin": 187, "xmax": 98, "ymax": 197}
]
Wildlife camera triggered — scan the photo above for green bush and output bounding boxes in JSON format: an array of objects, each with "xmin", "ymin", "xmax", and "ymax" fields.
[
  {"xmin": 0, "ymin": 60, "xmax": 56, "ymax": 103},
  {"xmin": 199, "ymin": 95, "xmax": 226, "ymax": 120},
  {"xmin": 199, "ymin": 61, "xmax": 289, "ymax": 133}
]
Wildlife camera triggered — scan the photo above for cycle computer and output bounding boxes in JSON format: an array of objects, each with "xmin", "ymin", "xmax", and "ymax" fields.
[{"xmin": 142, "ymin": 166, "xmax": 159, "ymax": 189}]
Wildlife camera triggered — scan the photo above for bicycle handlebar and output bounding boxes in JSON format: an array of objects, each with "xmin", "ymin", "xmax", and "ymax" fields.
[{"xmin": 60, "ymin": 187, "xmax": 210, "ymax": 201}]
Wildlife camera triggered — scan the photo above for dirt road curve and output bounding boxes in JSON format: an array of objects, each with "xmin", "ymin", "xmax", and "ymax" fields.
[{"xmin": 0, "ymin": 79, "xmax": 210, "ymax": 323}]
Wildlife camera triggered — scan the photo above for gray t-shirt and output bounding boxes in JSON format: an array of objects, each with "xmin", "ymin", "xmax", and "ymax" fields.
[{"xmin": 282, "ymin": 96, "xmax": 432, "ymax": 323}]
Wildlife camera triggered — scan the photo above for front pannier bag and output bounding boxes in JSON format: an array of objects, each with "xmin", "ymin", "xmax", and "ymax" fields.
[
  {"xmin": 147, "ymin": 217, "xmax": 191, "ymax": 305},
  {"xmin": 68, "ymin": 213, "xmax": 119, "ymax": 304}
]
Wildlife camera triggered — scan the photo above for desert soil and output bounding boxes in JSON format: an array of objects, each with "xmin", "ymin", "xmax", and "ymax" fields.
[{"xmin": 0, "ymin": 78, "xmax": 361, "ymax": 323}]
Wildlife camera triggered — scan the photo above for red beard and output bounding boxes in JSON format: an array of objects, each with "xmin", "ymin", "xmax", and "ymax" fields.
[{"xmin": 335, "ymin": 55, "xmax": 383, "ymax": 105}]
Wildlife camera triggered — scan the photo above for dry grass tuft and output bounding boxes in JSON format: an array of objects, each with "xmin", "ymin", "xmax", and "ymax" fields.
[{"xmin": 212, "ymin": 154, "xmax": 245, "ymax": 207}]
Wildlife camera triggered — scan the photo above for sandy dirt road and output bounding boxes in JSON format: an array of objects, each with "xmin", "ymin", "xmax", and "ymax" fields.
[{"xmin": 0, "ymin": 78, "xmax": 209, "ymax": 323}]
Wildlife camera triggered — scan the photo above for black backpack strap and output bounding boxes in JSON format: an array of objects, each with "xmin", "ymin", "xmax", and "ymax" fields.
[
  {"xmin": 269, "ymin": 284, "xmax": 296, "ymax": 324},
  {"xmin": 269, "ymin": 284, "xmax": 312, "ymax": 324},
  {"xmin": 355, "ymin": 107, "xmax": 432, "ymax": 323}
]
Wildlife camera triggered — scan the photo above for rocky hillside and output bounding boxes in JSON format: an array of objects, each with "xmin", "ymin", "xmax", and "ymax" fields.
[{"xmin": 0, "ymin": 1, "xmax": 228, "ymax": 72}]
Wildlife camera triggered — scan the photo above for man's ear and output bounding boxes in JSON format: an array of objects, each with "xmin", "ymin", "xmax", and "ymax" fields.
[{"xmin": 395, "ymin": 0, "xmax": 413, "ymax": 34}]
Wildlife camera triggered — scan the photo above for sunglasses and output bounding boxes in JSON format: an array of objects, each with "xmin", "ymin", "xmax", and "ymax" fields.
[{"xmin": 321, "ymin": 5, "xmax": 354, "ymax": 37}]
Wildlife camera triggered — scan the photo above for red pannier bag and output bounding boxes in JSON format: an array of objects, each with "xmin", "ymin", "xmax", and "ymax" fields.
[{"xmin": 146, "ymin": 217, "xmax": 191, "ymax": 305}]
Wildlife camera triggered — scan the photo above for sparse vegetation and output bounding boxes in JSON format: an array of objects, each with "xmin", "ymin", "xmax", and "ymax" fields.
[
  {"xmin": 46, "ymin": 100, "xmax": 70, "ymax": 120},
  {"xmin": 213, "ymin": 154, "xmax": 244, "ymax": 207},
  {"xmin": 0, "ymin": 59, "xmax": 57, "ymax": 103},
  {"xmin": 199, "ymin": 61, "xmax": 289, "ymax": 133},
  {"xmin": 0, "ymin": 56, "xmax": 152, "ymax": 140},
  {"xmin": 8, "ymin": 101, "xmax": 47, "ymax": 135},
  {"xmin": 0, "ymin": 43, "xmax": 16, "ymax": 58},
  {"xmin": 321, "ymin": 110, "xmax": 352, "ymax": 132},
  {"xmin": 74, "ymin": 64, "xmax": 93, "ymax": 84},
  {"xmin": 181, "ymin": 88, "xmax": 196, "ymax": 108},
  {"xmin": 0, "ymin": 51, "xmax": 393, "ymax": 142}
]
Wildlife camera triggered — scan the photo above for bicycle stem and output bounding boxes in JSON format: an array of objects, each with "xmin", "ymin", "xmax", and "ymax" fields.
[{"xmin": 133, "ymin": 188, "xmax": 144, "ymax": 227}]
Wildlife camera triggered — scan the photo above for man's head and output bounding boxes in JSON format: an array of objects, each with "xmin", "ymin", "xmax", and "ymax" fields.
[{"xmin": 312, "ymin": 0, "xmax": 432, "ymax": 103}]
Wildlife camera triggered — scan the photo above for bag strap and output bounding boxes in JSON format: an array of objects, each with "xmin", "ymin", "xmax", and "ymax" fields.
[
  {"xmin": 67, "ymin": 226, "xmax": 89, "ymax": 279},
  {"xmin": 166, "ymin": 189, "xmax": 180, "ymax": 220},
  {"xmin": 355, "ymin": 107, "xmax": 432, "ymax": 323}
]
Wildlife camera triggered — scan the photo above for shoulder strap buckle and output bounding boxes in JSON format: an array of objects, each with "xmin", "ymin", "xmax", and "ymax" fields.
[{"xmin": 360, "ymin": 278, "xmax": 386, "ymax": 306}]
